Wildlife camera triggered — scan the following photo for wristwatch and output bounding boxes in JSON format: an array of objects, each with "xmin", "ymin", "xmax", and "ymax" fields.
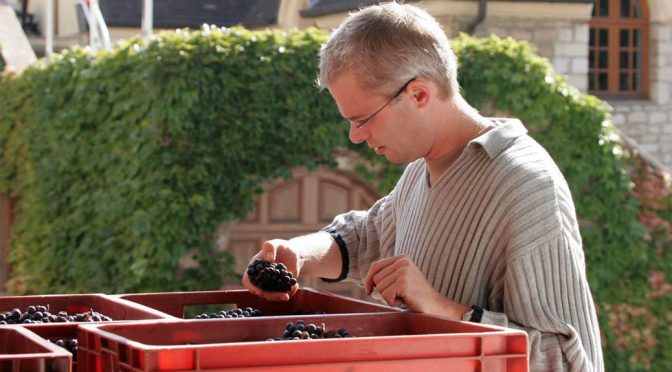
[{"xmin": 462, "ymin": 305, "xmax": 484, "ymax": 323}]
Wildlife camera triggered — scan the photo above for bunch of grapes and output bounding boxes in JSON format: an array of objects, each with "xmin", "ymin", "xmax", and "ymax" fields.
[
  {"xmin": 0, "ymin": 305, "xmax": 112, "ymax": 324},
  {"xmin": 247, "ymin": 259, "xmax": 297, "ymax": 292},
  {"xmin": 192, "ymin": 307, "xmax": 262, "ymax": 319},
  {"xmin": 267, "ymin": 320, "xmax": 352, "ymax": 341},
  {"xmin": 50, "ymin": 339, "xmax": 78, "ymax": 361}
]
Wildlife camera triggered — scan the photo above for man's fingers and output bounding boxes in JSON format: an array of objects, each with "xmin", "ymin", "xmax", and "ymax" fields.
[
  {"xmin": 365, "ymin": 256, "xmax": 405, "ymax": 295},
  {"xmin": 379, "ymin": 282, "xmax": 403, "ymax": 307},
  {"xmin": 260, "ymin": 291, "xmax": 291, "ymax": 302},
  {"xmin": 364, "ymin": 256, "xmax": 394, "ymax": 294},
  {"xmin": 289, "ymin": 283, "xmax": 299, "ymax": 297},
  {"xmin": 372, "ymin": 267, "xmax": 400, "ymax": 294},
  {"xmin": 261, "ymin": 241, "xmax": 277, "ymax": 262},
  {"xmin": 364, "ymin": 263, "xmax": 383, "ymax": 295}
]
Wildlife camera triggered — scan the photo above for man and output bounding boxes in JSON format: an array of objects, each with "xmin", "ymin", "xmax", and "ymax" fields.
[{"xmin": 243, "ymin": 2, "xmax": 603, "ymax": 370}]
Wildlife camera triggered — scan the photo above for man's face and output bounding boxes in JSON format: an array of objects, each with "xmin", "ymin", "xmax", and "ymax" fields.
[{"xmin": 328, "ymin": 72, "xmax": 428, "ymax": 164}]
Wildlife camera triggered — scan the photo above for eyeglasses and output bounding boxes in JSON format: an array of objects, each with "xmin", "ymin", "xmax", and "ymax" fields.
[{"xmin": 350, "ymin": 78, "xmax": 415, "ymax": 129}]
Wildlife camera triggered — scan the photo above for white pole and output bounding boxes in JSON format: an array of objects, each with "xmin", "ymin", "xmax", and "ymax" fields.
[
  {"xmin": 142, "ymin": 0, "xmax": 153, "ymax": 41},
  {"xmin": 45, "ymin": 0, "xmax": 54, "ymax": 57},
  {"xmin": 89, "ymin": 0, "xmax": 99, "ymax": 51}
]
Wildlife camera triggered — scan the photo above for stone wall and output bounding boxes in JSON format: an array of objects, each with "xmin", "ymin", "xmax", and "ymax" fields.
[
  {"xmin": 440, "ymin": 15, "xmax": 672, "ymax": 170},
  {"xmin": 610, "ymin": 22, "xmax": 672, "ymax": 168},
  {"xmin": 472, "ymin": 17, "xmax": 589, "ymax": 92}
]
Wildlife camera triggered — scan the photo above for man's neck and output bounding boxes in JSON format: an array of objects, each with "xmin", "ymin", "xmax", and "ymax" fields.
[{"xmin": 424, "ymin": 97, "xmax": 489, "ymax": 187}]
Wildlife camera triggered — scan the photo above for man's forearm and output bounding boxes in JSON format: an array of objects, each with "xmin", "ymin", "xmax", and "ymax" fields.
[{"xmin": 290, "ymin": 231, "xmax": 343, "ymax": 280}]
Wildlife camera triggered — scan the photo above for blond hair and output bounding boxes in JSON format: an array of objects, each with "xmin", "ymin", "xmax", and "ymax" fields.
[{"xmin": 318, "ymin": 2, "xmax": 458, "ymax": 99}]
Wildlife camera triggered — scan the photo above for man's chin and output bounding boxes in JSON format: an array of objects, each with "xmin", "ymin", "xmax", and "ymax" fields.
[{"xmin": 384, "ymin": 155, "xmax": 410, "ymax": 164}]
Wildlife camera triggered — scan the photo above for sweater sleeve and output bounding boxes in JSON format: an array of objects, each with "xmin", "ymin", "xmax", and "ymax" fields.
[
  {"xmin": 479, "ymin": 231, "xmax": 604, "ymax": 372},
  {"xmin": 321, "ymin": 187, "xmax": 397, "ymax": 284}
]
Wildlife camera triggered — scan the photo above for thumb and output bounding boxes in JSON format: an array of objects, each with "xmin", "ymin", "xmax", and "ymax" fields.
[{"xmin": 261, "ymin": 240, "xmax": 277, "ymax": 262}]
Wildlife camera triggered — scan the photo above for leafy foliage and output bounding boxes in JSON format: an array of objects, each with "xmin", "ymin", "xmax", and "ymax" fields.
[
  {"xmin": 0, "ymin": 27, "xmax": 348, "ymax": 294},
  {"xmin": 0, "ymin": 28, "xmax": 670, "ymax": 369}
]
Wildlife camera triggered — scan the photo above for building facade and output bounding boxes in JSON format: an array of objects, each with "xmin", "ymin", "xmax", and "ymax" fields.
[{"xmin": 17, "ymin": 0, "xmax": 672, "ymax": 167}]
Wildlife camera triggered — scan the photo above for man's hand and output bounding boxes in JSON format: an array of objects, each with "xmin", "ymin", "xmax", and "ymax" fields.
[
  {"xmin": 242, "ymin": 239, "xmax": 300, "ymax": 302},
  {"xmin": 364, "ymin": 255, "xmax": 470, "ymax": 319}
]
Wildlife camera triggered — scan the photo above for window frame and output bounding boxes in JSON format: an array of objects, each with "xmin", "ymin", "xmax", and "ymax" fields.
[{"xmin": 589, "ymin": 0, "xmax": 650, "ymax": 99}]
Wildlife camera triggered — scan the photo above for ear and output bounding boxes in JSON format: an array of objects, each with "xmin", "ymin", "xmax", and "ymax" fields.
[{"xmin": 407, "ymin": 80, "xmax": 431, "ymax": 109}]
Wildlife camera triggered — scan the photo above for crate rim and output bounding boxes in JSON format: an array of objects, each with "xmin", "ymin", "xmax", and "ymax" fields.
[
  {"xmin": 0, "ymin": 324, "xmax": 72, "ymax": 359},
  {"xmin": 77, "ymin": 312, "xmax": 529, "ymax": 350},
  {"xmin": 0, "ymin": 292, "xmax": 178, "ymax": 327},
  {"xmin": 114, "ymin": 287, "xmax": 400, "ymax": 311},
  {"xmin": 79, "ymin": 311, "xmax": 528, "ymax": 333}
]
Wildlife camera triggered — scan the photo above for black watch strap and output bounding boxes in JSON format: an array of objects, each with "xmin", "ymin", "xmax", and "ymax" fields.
[
  {"xmin": 320, "ymin": 229, "xmax": 349, "ymax": 283},
  {"xmin": 469, "ymin": 305, "xmax": 484, "ymax": 323}
]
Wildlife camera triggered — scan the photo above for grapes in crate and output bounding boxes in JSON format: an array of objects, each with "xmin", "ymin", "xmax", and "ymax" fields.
[
  {"xmin": 193, "ymin": 307, "xmax": 262, "ymax": 319},
  {"xmin": 267, "ymin": 320, "xmax": 352, "ymax": 341},
  {"xmin": 0, "ymin": 305, "xmax": 113, "ymax": 324},
  {"xmin": 247, "ymin": 259, "xmax": 297, "ymax": 292},
  {"xmin": 50, "ymin": 339, "xmax": 78, "ymax": 361}
]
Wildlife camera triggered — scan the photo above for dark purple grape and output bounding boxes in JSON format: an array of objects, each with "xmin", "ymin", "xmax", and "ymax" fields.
[
  {"xmin": 271, "ymin": 321, "xmax": 352, "ymax": 341},
  {"xmin": 247, "ymin": 259, "xmax": 296, "ymax": 292}
]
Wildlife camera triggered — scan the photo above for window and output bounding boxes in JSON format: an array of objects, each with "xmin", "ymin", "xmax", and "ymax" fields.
[{"xmin": 589, "ymin": 0, "xmax": 649, "ymax": 98}]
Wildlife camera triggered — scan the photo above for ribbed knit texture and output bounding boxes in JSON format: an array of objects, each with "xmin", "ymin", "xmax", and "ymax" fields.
[{"xmin": 324, "ymin": 119, "xmax": 604, "ymax": 371}]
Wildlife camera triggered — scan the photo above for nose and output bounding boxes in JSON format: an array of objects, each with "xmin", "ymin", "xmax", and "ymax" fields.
[{"xmin": 349, "ymin": 123, "xmax": 369, "ymax": 144}]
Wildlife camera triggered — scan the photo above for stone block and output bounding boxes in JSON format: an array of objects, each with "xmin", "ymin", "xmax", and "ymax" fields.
[
  {"xmin": 651, "ymin": 25, "xmax": 671, "ymax": 41},
  {"xmin": 534, "ymin": 29, "xmax": 557, "ymax": 43},
  {"xmin": 612, "ymin": 114, "xmax": 626, "ymax": 126},
  {"xmin": 628, "ymin": 111, "xmax": 648, "ymax": 123},
  {"xmin": 659, "ymin": 42, "xmax": 672, "ymax": 56},
  {"xmin": 635, "ymin": 125, "xmax": 651, "ymax": 135},
  {"xmin": 571, "ymin": 58, "xmax": 589, "ymax": 74},
  {"xmin": 557, "ymin": 28, "xmax": 573, "ymax": 42},
  {"xmin": 651, "ymin": 112, "xmax": 669, "ymax": 123},
  {"xmin": 552, "ymin": 57, "xmax": 570, "ymax": 73},
  {"xmin": 651, "ymin": 83, "xmax": 671, "ymax": 105},
  {"xmin": 656, "ymin": 67, "xmax": 672, "ymax": 82},
  {"xmin": 662, "ymin": 124, "xmax": 672, "ymax": 134},
  {"xmin": 574, "ymin": 24, "xmax": 589, "ymax": 43},
  {"xmin": 555, "ymin": 42, "xmax": 587, "ymax": 57},
  {"xmin": 654, "ymin": 54, "xmax": 666, "ymax": 67},
  {"xmin": 536, "ymin": 45, "xmax": 553, "ymax": 58},
  {"xmin": 565, "ymin": 74, "xmax": 587, "ymax": 92},
  {"xmin": 510, "ymin": 30, "xmax": 533, "ymax": 41}
]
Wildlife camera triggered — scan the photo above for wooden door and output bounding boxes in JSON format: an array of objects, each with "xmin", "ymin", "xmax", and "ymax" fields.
[{"xmin": 222, "ymin": 167, "xmax": 380, "ymax": 299}]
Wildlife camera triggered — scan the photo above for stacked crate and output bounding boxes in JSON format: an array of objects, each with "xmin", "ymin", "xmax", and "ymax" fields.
[{"xmin": 1, "ymin": 289, "xmax": 529, "ymax": 371}]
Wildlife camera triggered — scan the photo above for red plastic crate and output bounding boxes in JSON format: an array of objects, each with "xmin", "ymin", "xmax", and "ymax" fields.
[
  {"xmin": 1, "ymin": 294, "xmax": 174, "ymax": 372},
  {"xmin": 0, "ymin": 293, "xmax": 175, "ymax": 329},
  {"xmin": 76, "ymin": 312, "xmax": 528, "ymax": 371},
  {"xmin": 29, "ymin": 323, "xmax": 87, "ymax": 372},
  {"xmin": 116, "ymin": 288, "xmax": 397, "ymax": 318},
  {"xmin": 0, "ymin": 325, "xmax": 72, "ymax": 371}
]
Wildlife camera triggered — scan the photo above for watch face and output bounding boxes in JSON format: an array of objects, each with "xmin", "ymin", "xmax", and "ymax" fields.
[{"xmin": 462, "ymin": 309, "xmax": 475, "ymax": 322}]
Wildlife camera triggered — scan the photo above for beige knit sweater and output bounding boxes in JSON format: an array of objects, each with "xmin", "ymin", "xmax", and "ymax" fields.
[{"xmin": 324, "ymin": 118, "xmax": 604, "ymax": 371}]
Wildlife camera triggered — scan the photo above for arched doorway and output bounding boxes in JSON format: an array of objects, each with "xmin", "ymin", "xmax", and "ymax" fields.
[{"xmin": 220, "ymin": 166, "xmax": 381, "ymax": 299}]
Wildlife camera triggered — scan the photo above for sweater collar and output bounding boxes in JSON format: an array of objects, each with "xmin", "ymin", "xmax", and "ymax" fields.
[{"xmin": 468, "ymin": 118, "xmax": 528, "ymax": 158}]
